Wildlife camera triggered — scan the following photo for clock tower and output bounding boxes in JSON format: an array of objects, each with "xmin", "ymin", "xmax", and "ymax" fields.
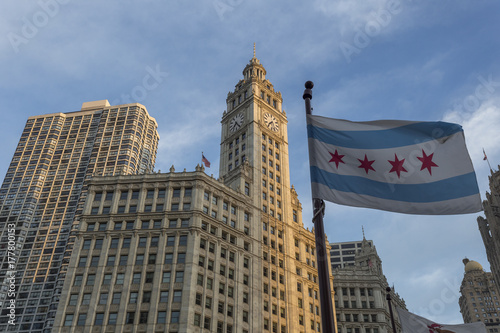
[
  {"xmin": 219, "ymin": 49, "xmax": 290, "ymax": 197},
  {"xmin": 219, "ymin": 49, "xmax": 336, "ymax": 332}
]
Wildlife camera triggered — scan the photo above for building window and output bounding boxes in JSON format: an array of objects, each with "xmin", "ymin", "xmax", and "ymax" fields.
[
  {"xmin": 143, "ymin": 291, "xmax": 152, "ymax": 303},
  {"xmin": 94, "ymin": 313, "xmax": 104, "ymax": 326},
  {"xmin": 120, "ymin": 191, "xmax": 128, "ymax": 200},
  {"xmin": 157, "ymin": 311, "xmax": 167, "ymax": 324},
  {"xmin": 139, "ymin": 311, "xmax": 148, "ymax": 324},
  {"xmin": 160, "ymin": 291, "xmax": 169, "ymax": 302},
  {"xmin": 126, "ymin": 312, "xmax": 134, "ymax": 324},
  {"xmin": 64, "ymin": 314, "xmax": 74, "ymax": 326},
  {"xmin": 171, "ymin": 311, "xmax": 180, "ymax": 323},
  {"xmin": 108, "ymin": 313, "xmax": 118, "ymax": 325},
  {"xmin": 173, "ymin": 290, "xmax": 182, "ymax": 302},
  {"xmin": 112, "ymin": 292, "xmax": 121, "ymax": 304},
  {"xmin": 130, "ymin": 292, "xmax": 138, "ymax": 304},
  {"xmin": 77, "ymin": 314, "xmax": 86, "ymax": 326},
  {"xmin": 107, "ymin": 256, "xmax": 115, "ymax": 266},
  {"xmin": 194, "ymin": 313, "xmax": 202, "ymax": 327},
  {"xmin": 148, "ymin": 254, "xmax": 156, "ymax": 265},
  {"xmin": 81, "ymin": 293, "xmax": 91, "ymax": 305},
  {"xmin": 116, "ymin": 274, "xmax": 125, "ymax": 285},
  {"xmin": 165, "ymin": 253, "xmax": 173, "ymax": 264},
  {"xmin": 94, "ymin": 192, "xmax": 102, "ymax": 202},
  {"xmin": 177, "ymin": 252, "xmax": 186, "ymax": 264}
]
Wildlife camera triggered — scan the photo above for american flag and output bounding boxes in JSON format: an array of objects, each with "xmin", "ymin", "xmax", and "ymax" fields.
[{"xmin": 202, "ymin": 153, "xmax": 211, "ymax": 168}]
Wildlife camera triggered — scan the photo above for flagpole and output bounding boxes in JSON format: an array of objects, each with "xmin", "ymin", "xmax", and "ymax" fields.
[
  {"xmin": 483, "ymin": 148, "xmax": 493, "ymax": 172},
  {"xmin": 303, "ymin": 81, "xmax": 336, "ymax": 333},
  {"xmin": 386, "ymin": 287, "xmax": 397, "ymax": 333}
]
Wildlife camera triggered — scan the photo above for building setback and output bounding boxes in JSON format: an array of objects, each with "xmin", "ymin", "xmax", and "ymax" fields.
[
  {"xmin": 52, "ymin": 54, "xmax": 336, "ymax": 332},
  {"xmin": 459, "ymin": 258, "xmax": 500, "ymax": 332},
  {"xmin": 331, "ymin": 239, "xmax": 406, "ymax": 333},
  {"xmin": 0, "ymin": 101, "xmax": 159, "ymax": 332}
]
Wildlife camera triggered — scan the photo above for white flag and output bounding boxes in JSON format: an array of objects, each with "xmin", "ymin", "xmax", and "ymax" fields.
[
  {"xmin": 396, "ymin": 307, "xmax": 486, "ymax": 333},
  {"xmin": 307, "ymin": 115, "xmax": 482, "ymax": 215}
]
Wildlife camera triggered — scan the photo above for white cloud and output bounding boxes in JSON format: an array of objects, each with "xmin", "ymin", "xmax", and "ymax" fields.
[
  {"xmin": 443, "ymin": 89, "xmax": 500, "ymax": 199},
  {"xmin": 444, "ymin": 97, "xmax": 500, "ymax": 161},
  {"xmin": 313, "ymin": 0, "xmax": 389, "ymax": 26}
]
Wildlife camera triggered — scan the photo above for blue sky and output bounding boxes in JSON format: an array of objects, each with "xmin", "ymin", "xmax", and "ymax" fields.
[{"xmin": 1, "ymin": 0, "xmax": 500, "ymax": 324}]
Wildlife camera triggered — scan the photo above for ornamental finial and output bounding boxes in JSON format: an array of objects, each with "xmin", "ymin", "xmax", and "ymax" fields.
[{"xmin": 253, "ymin": 43, "xmax": 256, "ymax": 58}]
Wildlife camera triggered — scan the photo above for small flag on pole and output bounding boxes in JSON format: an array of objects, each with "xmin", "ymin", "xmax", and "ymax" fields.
[
  {"xmin": 307, "ymin": 115, "xmax": 482, "ymax": 215},
  {"xmin": 483, "ymin": 148, "xmax": 488, "ymax": 161},
  {"xmin": 202, "ymin": 152, "xmax": 211, "ymax": 168},
  {"xmin": 396, "ymin": 307, "xmax": 486, "ymax": 333}
]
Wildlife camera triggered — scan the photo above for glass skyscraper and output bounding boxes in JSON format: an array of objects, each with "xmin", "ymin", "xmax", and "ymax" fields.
[{"xmin": 0, "ymin": 100, "xmax": 159, "ymax": 332}]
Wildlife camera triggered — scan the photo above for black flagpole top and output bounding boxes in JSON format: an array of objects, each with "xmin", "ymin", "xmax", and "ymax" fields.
[{"xmin": 303, "ymin": 81, "xmax": 314, "ymax": 100}]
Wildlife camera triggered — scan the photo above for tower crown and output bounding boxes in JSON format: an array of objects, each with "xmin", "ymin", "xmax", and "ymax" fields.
[
  {"xmin": 243, "ymin": 44, "xmax": 266, "ymax": 81},
  {"xmin": 463, "ymin": 258, "xmax": 483, "ymax": 272}
]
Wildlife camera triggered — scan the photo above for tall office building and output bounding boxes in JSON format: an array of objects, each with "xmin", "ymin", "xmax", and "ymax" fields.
[
  {"xmin": 478, "ymin": 167, "xmax": 500, "ymax": 293},
  {"xmin": 458, "ymin": 258, "xmax": 500, "ymax": 332},
  {"xmin": 331, "ymin": 238, "xmax": 406, "ymax": 333},
  {"xmin": 0, "ymin": 101, "xmax": 159, "ymax": 332},
  {"xmin": 330, "ymin": 239, "xmax": 374, "ymax": 270},
  {"xmin": 52, "ymin": 53, "xmax": 336, "ymax": 332}
]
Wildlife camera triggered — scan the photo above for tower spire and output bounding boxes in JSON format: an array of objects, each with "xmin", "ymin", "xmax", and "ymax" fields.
[{"xmin": 253, "ymin": 42, "xmax": 256, "ymax": 58}]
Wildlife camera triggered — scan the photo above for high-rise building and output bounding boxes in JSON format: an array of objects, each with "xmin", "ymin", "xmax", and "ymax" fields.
[
  {"xmin": 0, "ymin": 101, "xmax": 159, "ymax": 332},
  {"xmin": 331, "ymin": 238, "xmax": 406, "ymax": 333},
  {"xmin": 458, "ymin": 258, "xmax": 500, "ymax": 332},
  {"xmin": 330, "ymin": 240, "xmax": 374, "ymax": 270},
  {"xmin": 52, "ymin": 53, "xmax": 336, "ymax": 332},
  {"xmin": 478, "ymin": 167, "xmax": 500, "ymax": 293}
]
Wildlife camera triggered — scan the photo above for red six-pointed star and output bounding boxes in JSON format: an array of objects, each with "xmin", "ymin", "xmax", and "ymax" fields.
[
  {"xmin": 388, "ymin": 154, "xmax": 407, "ymax": 178},
  {"xmin": 417, "ymin": 149, "xmax": 438, "ymax": 175},
  {"xmin": 358, "ymin": 154, "xmax": 375, "ymax": 174},
  {"xmin": 328, "ymin": 149, "xmax": 345, "ymax": 169}
]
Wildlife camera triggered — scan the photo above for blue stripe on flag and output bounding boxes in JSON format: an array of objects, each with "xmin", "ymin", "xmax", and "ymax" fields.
[
  {"xmin": 310, "ymin": 166, "xmax": 479, "ymax": 203},
  {"xmin": 307, "ymin": 121, "xmax": 463, "ymax": 149}
]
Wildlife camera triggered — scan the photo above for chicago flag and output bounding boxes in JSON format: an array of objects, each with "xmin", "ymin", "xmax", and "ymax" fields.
[{"xmin": 307, "ymin": 115, "xmax": 482, "ymax": 215}]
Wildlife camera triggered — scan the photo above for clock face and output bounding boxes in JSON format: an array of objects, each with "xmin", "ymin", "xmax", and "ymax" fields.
[
  {"xmin": 264, "ymin": 113, "xmax": 279, "ymax": 132},
  {"xmin": 229, "ymin": 113, "xmax": 244, "ymax": 132}
]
